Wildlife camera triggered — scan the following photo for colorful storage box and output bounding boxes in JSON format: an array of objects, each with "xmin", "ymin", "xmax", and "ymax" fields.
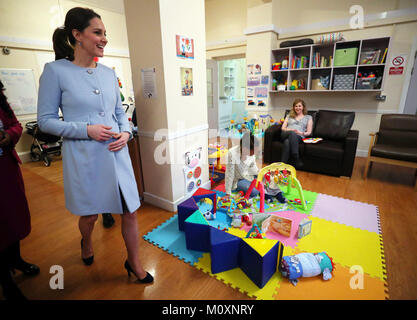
[
  {"xmin": 334, "ymin": 48, "xmax": 359, "ymax": 66},
  {"xmin": 333, "ymin": 74, "xmax": 355, "ymax": 90}
]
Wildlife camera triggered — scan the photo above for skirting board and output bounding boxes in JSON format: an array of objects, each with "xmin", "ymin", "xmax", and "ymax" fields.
[
  {"xmin": 17, "ymin": 151, "xmax": 32, "ymax": 163},
  {"xmin": 143, "ymin": 180, "xmax": 212, "ymax": 212}
]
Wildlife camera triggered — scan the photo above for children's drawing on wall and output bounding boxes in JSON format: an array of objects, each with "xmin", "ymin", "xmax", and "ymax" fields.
[
  {"xmin": 247, "ymin": 76, "xmax": 260, "ymax": 86},
  {"xmin": 255, "ymin": 64, "xmax": 262, "ymax": 75},
  {"xmin": 176, "ymin": 35, "xmax": 194, "ymax": 59},
  {"xmin": 255, "ymin": 87, "xmax": 268, "ymax": 98},
  {"xmin": 261, "ymin": 75, "xmax": 269, "ymax": 85},
  {"xmin": 180, "ymin": 67, "xmax": 193, "ymax": 96},
  {"xmin": 247, "ymin": 87, "xmax": 254, "ymax": 98},
  {"xmin": 247, "ymin": 64, "xmax": 255, "ymax": 76}
]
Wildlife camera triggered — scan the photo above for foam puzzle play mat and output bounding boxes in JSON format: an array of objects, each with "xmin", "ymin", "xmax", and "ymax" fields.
[{"xmin": 144, "ymin": 163, "xmax": 389, "ymax": 300}]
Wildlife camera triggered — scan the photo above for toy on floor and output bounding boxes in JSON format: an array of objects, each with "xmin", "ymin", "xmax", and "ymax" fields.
[
  {"xmin": 280, "ymin": 252, "xmax": 335, "ymax": 286},
  {"xmin": 245, "ymin": 224, "xmax": 264, "ymax": 239},
  {"xmin": 231, "ymin": 212, "xmax": 251, "ymax": 228},
  {"xmin": 197, "ymin": 198, "xmax": 215, "ymax": 220},
  {"xmin": 297, "ymin": 218, "xmax": 312, "ymax": 239},
  {"xmin": 244, "ymin": 163, "xmax": 307, "ymax": 213},
  {"xmin": 261, "ymin": 215, "xmax": 292, "ymax": 237}
]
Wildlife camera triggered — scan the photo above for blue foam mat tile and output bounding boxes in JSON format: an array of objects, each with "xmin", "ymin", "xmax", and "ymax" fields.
[{"xmin": 143, "ymin": 214, "xmax": 204, "ymax": 265}]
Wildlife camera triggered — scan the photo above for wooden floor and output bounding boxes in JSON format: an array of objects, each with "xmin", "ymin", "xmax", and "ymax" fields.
[{"xmin": 2, "ymin": 155, "xmax": 417, "ymax": 300}]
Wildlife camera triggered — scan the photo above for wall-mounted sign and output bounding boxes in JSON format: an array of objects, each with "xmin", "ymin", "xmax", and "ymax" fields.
[{"xmin": 389, "ymin": 54, "xmax": 407, "ymax": 75}]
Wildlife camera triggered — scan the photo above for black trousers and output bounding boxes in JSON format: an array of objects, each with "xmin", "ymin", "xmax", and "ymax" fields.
[{"xmin": 280, "ymin": 130, "xmax": 303, "ymax": 163}]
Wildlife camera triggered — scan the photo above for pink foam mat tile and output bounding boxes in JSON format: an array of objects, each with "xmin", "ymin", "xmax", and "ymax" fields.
[
  {"xmin": 311, "ymin": 193, "xmax": 380, "ymax": 234},
  {"xmin": 240, "ymin": 210, "xmax": 308, "ymax": 248}
]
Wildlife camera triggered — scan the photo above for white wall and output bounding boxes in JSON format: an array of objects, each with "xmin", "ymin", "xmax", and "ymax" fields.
[{"xmin": 125, "ymin": 0, "xmax": 209, "ymax": 211}]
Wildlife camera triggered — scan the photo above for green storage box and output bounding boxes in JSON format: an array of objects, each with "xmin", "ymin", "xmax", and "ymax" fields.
[{"xmin": 334, "ymin": 48, "xmax": 359, "ymax": 66}]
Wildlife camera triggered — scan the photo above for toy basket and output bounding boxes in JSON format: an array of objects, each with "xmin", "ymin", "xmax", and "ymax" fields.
[
  {"xmin": 356, "ymin": 76, "xmax": 382, "ymax": 90},
  {"xmin": 334, "ymin": 48, "xmax": 359, "ymax": 66},
  {"xmin": 333, "ymin": 74, "xmax": 355, "ymax": 90}
]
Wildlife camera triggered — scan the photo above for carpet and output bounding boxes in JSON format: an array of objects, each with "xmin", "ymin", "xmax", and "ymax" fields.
[{"xmin": 143, "ymin": 187, "xmax": 388, "ymax": 300}]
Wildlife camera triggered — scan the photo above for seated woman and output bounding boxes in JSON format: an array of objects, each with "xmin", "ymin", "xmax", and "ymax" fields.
[{"xmin": 281, "ymin": 99, "xmax": 313, "ymax": 168}]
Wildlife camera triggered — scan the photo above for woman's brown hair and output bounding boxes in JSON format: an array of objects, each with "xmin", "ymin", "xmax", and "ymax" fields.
[
  {"xmin": 52, "ymin": 7, "xmax": 101, "ymax": 61},
  {"xmin": 289, "ymin": 98, "xmax": 307, "ymax": 118}
]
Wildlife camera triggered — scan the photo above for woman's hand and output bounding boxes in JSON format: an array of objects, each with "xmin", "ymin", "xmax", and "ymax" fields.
[
  {"xmin": 294, "ymin": 129, "xmax": 303, "ymax": 135},
  {"xmin": 87, "ymin": 124, "xmax": 117, "ymax": 142},
  {"xmin": 0, "ymin": 131, "xmax": 11, "ymax": 147},
  {"xmin": 108, "ymin": 132, "xmax": 130, "ymax": 152}
]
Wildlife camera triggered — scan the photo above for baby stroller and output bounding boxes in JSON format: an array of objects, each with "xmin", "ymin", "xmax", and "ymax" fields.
[{"xmin": 25, "ymin": 120, "xmax": 62, "ymax": 167}]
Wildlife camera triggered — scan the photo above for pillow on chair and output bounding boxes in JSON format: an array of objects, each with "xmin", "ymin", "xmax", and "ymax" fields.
[{"xmin": 314, "ymin": 110, "xmax": 355, "ymax": 140}]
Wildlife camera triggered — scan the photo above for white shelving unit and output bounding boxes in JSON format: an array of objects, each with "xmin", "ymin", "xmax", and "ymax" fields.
[{"xmin": 270, "ymin": 37, "xmax": 391, "ymax": 93}]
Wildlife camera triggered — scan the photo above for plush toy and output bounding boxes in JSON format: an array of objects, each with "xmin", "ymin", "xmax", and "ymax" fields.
[{"xmin": 280, "ymin": 252, "xmax": 334, "ymax": 286}]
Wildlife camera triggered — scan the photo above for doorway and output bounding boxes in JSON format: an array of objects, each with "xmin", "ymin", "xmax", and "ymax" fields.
[{"xmin": 206, "ymin": 56, "xmax": 246, "ymax": 134}]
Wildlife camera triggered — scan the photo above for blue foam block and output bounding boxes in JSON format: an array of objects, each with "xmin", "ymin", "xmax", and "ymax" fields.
[
  {"xmin": 210, "ymin": 228, "xmax": 240, "ymax": 274},
  {"xmin": 177, "ymin": 197, "xmax": 198, "ymax": 231},
  {"xmin": 143, "ymin": 215, "xmax": 203, "ymax": 265},
  {"xmin": 184, "ymin": 221, "xmax": 211, "ymax": 252},
  {"xmin": 238, "ymin": 240, "xmax": 279, "ymax": 289}
]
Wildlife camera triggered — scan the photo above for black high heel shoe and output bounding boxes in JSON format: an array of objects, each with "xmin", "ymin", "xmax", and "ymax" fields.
[
  {"xmin": 81, "ymin": 239, "xmax": 94, "ymax": 266},
  {"xmin": 10, "ymin": 260, "xmax": 40, "ymax": 276},
  {"xmin": 124, "ymin": 260, "xmax": 153, "ymax": 284}
]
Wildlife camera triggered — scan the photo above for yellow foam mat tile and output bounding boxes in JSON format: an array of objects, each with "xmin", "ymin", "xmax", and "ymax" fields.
[
  {"xmin": 295, "ymin": 217, "xmax": 384, "ymax": 280},
  {"xmin": 274, "ymin": 260, "xmax": 387, "ymax": 300},
  {"xmin": 194, "ymin": 253, "xmax": 280, "ymax": 300}
]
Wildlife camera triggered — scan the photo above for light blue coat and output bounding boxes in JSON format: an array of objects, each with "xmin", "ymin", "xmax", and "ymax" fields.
[{"xmin": 37, "ymin": 59, "xmax": 140, "ymax": 216}]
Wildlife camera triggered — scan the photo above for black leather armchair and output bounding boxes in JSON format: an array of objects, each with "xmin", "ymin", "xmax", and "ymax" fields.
[{"xmin": 264, "ymin": 110, "xmax": 359, "ymax": 177}]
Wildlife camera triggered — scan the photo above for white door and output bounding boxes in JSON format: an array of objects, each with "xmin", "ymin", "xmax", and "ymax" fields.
[
  {"xmin": 206, "ymin": 59, "xmax": 218, "ymax": 134},
  {"xmin": 403, "ymin": 50, "xmax": 417, "ymax": 115}
]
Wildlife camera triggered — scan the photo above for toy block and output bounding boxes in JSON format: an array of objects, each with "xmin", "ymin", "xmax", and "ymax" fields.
[
  {"xmin": 192, "ymin": 188, "xmax": 217, "ymax": 214},
  {"xmin": 210, "ymin": 227, "xmax": 240, "ymax": 274},
  {"xmin": 184, "ymin": 211, "xmax": 211, "ymax": 252},
  {"xmin": 178, "ymin": 197, "xmax": 198, "ymax": 231},
  {"xmin": 238, "ymin": 238, "xmax": 282, "ymax": 288}
]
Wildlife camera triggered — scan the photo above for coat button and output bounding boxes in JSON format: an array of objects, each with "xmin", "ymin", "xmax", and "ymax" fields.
[
  {"xmin": 87, "ymin": 69, "xmax": 93, "ymax": 74},
  {"xmin": 94, "ymin": 89, "xmax": 100, "ymax": 94},
  {"xmin": 99, "ymin": 112, "xmax": 105, "ymax": 117}
]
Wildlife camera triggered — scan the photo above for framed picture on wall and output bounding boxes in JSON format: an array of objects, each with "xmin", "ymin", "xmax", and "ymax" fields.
[
  {"xmin": 180, "ymin": 67, "xmax": 193, "ymax": 96},
  {"xmin": 176, "ymin": 35, "xmax": 194, "ymax": 59}
]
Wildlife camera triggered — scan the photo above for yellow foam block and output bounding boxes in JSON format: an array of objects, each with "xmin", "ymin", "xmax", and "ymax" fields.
[
  {"xmin": 226, "ymin": 228, "xmax": 247, "ymax": 238},
  {"xmin": 227, "ymin": 228, "xmax": 279, "ymax": 257},
  {"xmin": 242, "ymin": 238, "xmax": 279, "ymax": 257},
  {"xmin": 296, "ymin": 217, "xmax": 384, "ymax": 280},
  {"xmin": 195, "ymin": 253, "xmax": 280, "ymax": 300}
]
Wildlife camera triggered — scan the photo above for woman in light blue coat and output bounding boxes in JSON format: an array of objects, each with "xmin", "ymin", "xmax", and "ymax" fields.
[{"xmin": 37, "ymin": 7, "xmax": 153, "ymax": 283}]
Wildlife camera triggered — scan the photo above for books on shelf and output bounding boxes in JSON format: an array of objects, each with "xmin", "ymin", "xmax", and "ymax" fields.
[
  {"xmin": 360, "ymin": 49, "xmax": 385, "ymax": 65},
  {"xmin": 291, "ymin": 55, "xmax": 309, "ymax": 69},
  {"xmin": 312, "ymin": 52, "xmax": 332, "ymax": 67},
  {"xmin": 380, "ymin": 48, "xmax": 388, "ymax": 64}
]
